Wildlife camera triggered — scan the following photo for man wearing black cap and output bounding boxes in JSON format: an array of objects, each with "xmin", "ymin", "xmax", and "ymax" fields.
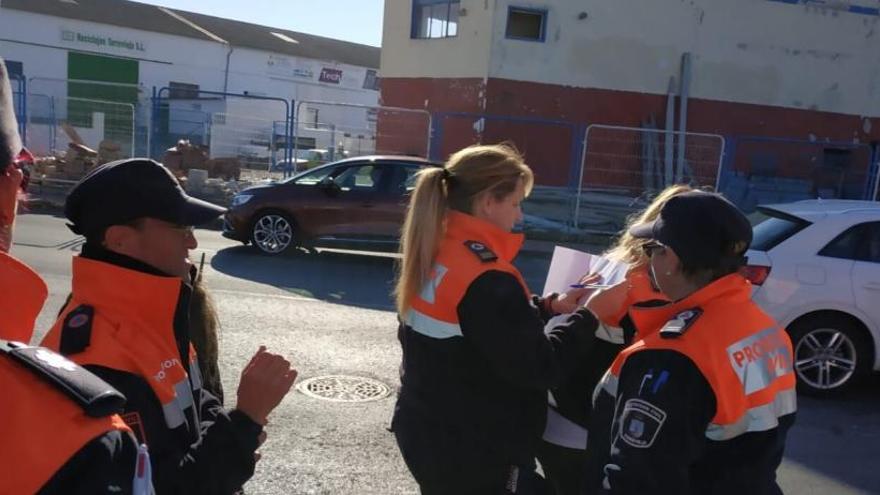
[
  {"xmin": 584, "ymin": 191, "xmax": 796, "ymax": 495},
  {"xmin": 40, "ymin": 158, "xmax": 298, "ymax": 494}
]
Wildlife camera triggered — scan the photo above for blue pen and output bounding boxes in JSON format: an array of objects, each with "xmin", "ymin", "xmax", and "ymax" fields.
[{"xmin": 569, "ymin": 283, "xmax": 612, "ymax": 289}]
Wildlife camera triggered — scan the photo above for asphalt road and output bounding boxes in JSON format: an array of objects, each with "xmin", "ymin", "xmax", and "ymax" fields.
[{"xmin": 11, "ymin": 212, "xmax": 880, "ymax": 495}]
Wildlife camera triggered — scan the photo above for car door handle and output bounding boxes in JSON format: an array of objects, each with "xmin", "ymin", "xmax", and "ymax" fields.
[
  {"xmin": 361, "ymin": 202, "xmax": 375, "ymax": 208},
  {"xmin": 864, "ymin": 282, "xmax": 880, "ymax": 291}
]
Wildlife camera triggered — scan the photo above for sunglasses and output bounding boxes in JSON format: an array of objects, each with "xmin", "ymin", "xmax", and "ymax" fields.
[{"xmin": 642, "ymin": 241, "xmax": 667, "ymax": 257}]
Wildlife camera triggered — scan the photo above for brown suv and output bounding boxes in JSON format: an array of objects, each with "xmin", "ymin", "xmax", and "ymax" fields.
[{"xmin": 223, "ymin": 156, "xmax": 434, "ymax": 254}]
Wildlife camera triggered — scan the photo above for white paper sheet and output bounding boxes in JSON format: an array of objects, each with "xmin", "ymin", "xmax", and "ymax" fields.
[
  {"xmin": 541, "ymin": 246, "xmax": 630, "ymax": 448},
  {"xmin": 542, "ymin": 246, "xmax": 630, "ymax": 296}
]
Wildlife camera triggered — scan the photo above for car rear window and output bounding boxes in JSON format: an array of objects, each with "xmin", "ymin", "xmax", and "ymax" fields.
[{"xmin": 750, "ymin": 208, "xmax": 811, "ymax": 251}]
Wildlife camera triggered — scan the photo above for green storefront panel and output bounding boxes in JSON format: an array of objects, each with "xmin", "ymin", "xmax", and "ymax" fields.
[{"xmin": 66, "ymin": 52, "xmax": 139, "ymax": 148}]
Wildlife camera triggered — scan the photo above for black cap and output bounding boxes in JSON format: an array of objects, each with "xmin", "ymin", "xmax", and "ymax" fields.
[
  {"xmin": 629, "ymin": 191, "xmax": 752, "ymax": 270},
  {"xmin": 65, "ymin": 158, "xmax": 226, "ymax": 238},
  {"xmin": 0, "ymin": 57, "xmax": 23, "ymax": 167}
]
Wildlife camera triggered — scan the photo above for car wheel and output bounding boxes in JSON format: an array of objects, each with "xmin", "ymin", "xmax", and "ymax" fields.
[
  {"xmin": 251, "ymin": 212, "xmax": 295, "ymax": 255},
  {"xmin": 789, "ymin": 315, "xmax": 871, "ymax": 396}
]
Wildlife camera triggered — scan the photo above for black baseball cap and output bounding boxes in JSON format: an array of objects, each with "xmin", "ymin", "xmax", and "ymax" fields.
[
  {"xmin": 629, "ymin": 190, "xmax": 752, "ymax": 270},
  {"xmin": 65, "ymin": 158, "xmax": 226, "ymax": 238}
]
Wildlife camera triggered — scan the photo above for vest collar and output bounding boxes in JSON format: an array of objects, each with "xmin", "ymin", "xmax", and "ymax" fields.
[
  {"xmin": 72, "ymin": 256, "xmax": 185, "ymax": 331},
  {"xmin": 445, "ymin": 210, "xmax": 524, "ymax": 262},
  {"xmin": 629, "ymin": 273, "xmax": 752, "ymax": 336}
]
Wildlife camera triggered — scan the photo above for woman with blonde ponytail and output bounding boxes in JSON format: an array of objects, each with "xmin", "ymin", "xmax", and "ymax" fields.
[{"xmin": 392, "ymin": 144, "xmax": 600, "ymax": 494}]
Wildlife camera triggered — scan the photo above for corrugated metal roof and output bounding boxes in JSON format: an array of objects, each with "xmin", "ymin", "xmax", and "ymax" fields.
[
  {"xmin": 2, "ymin": 0, "xmax": 219, "ymax": 42},
  {"xmin": 2, "ymin": 0, "xmax": 380, "ymax": 68},
  {"xmin": 170, "ymin": 9, "xmax": 380, "ymax": 68}
]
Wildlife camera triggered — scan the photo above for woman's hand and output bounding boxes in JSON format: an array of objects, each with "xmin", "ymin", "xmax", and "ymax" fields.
[
  {"xmin": 551, "ymin": 273, "xmax": 603, "ymax": 314},
  {"xmin": 585, "ymin": 279, "xmax": 630, "ymax": 323}
]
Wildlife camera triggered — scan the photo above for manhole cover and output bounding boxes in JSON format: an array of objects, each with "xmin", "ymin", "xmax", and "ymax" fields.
[{"xmin": 296, "ymin": 375, "xmax": 391, "ymax": 402}]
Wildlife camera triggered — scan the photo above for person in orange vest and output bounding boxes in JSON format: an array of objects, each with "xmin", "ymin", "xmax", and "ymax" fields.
[
  {"xmin": 392, "ymin": 144, "xmax": 601, "ymax": 494},
  {"xmin": 585, "ymin": 190, "xmax": 796, "ymax": 494},
  {"xmin": 40, "ymin": 158, "xmax": 298, "ymax": 493},
  {"xmin": 537, "ymin": 185, "xmax": 695, "ymax": 495},
  {"xmin": 0, "ymin": 56, "xmax": 147, "ymax": 494}
]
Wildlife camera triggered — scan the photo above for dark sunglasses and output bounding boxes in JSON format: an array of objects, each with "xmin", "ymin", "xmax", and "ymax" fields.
[{"xmin": 642, "ymin": 241, "xmax": 667, "ymax": 257}]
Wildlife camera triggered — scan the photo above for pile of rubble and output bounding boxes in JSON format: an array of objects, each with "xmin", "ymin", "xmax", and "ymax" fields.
[
  {"xmin": 27, "ymin": 130, "xmax": 249, "ymax": 207},
  {"xmin": 29, "ymin": 124, "xmax": 124, "ymax": 179},
  {"xmin": 163, "ymin": 140, "xmax": 241, "ymax": 182}
]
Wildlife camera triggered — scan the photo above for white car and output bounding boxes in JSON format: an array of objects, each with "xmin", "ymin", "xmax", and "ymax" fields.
[{"xmin": 743, "ymin": 199, "xmax": 880, "ymax": 396}]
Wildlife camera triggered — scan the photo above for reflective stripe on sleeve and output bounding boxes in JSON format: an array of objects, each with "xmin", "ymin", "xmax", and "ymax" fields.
[
  {"xmin": 705, "ymin": 388, "xmax": 797, "ymax": 441},
  {"xmin": 404, "ymin": 308, "xmax": 463, "ymax": 339}
]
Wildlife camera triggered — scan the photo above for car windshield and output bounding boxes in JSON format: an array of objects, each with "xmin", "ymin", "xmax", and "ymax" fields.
[{"xmin": 750, "ymin": 208, "xmax": 811, "ymax": 251}]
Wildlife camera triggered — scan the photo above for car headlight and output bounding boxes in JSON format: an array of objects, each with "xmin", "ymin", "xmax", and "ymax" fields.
[{"xmin": 231, "ymin": 194, "xmax": 253, "ymax": 207}]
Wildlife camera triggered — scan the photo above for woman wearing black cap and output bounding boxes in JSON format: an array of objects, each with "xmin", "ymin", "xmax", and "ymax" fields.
[{"xmin": 584, "ymin": 190, "xmax": 797, "ymax": 495}]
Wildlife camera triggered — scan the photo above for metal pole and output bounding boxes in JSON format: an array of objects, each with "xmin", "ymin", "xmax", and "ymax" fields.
[
  {"xmin": 714, "ymin": 136, "xmax": 726, "ymax": 193},
  {"xmin": 664, "ymin": 77, "xmax": 676, "ymax": 187},
  {"xmin": 872, "ymin": 145, "xmax": 880, "ymax": 201},
  {"xmin": 676, "ymin": 53, "xmax": 692, "ymax": 183},
  {"xmin": 573, "ymin": 125, "xmax": 591, "ymax": 230},
  {"xmin": 293, "ymin": 100, "xmax": 302, "ymax": 179}
]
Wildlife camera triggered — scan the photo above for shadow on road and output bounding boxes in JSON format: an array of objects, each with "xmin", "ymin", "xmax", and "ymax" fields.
[
  {"xmin": 210, "ymin": 243, "xmax": 553, "ymax": 312},
  {"xmin": 783, "ymin": 375, "xmax": 880, "ymax": 493},
  {"xmin": 211, "ymin": 246, "xmax": 400, "ymax": 311}
]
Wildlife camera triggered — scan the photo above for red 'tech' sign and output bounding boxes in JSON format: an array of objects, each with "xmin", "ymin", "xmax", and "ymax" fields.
[{"xmin": 319, "ymin": 68, "xmax": 343, "ymax": 84}]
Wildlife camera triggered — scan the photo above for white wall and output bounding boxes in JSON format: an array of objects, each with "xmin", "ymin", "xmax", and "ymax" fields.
[
  {"xmin": 1, "ymin": 7, "xmax": 381, "ymax": 159},
  {"xmin": 486, "ymin": 0, "xmax": 880, "ymax": 116},
  {"xmin": 0, "ymin": 9, "xmax": 229, "ymax": 96},
  {"xmin": 380, "ymin": 0, "xmax": 494, "ymax": 78}
]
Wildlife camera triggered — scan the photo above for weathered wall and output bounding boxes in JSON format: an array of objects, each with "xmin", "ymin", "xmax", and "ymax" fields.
[{"xmin": 487, "ymin": 0, "xmax": 880, "ymax": 117}]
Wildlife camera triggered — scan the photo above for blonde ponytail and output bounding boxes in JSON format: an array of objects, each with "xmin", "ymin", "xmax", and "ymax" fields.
[
  {"xmin": 395, "ymin": 167, "xmax": 447, "ymax": 314},
  {"xmin": 394, "ymin": 143, "xmax": 533, "ymax": 314}
]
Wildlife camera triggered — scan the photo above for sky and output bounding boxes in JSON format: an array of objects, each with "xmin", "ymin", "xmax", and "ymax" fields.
[{"xmin": 136, "ymin": 0, "xmax": 385, "ymax": 47}]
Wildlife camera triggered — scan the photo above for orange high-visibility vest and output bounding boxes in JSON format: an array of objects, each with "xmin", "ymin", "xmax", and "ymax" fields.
[
  {"xmin": 599, "ymin": 274, "xmax": 796, "ymax": 440},
  {"xmin": 41, "ymin": 257, "xmax": 204, "ymax": 434},
  {"xmin": 0, "ymin": 250, "xmax": 48, "ymax": 343},
  {"xmin": 592, "ymin": 266, "xmax": 667, "ymax": 343},
  {"xmin": 0, "ymin": 355, "xmax": 131, "ymax": 494},
  {"xmin": 403, "ymin": 210, "xmax": 529, "ymax": 339}
]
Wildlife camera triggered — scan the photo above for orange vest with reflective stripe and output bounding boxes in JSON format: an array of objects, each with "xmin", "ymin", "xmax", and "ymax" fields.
[
  {"xmin": 41, "ymin": 257, "xmax": 204, "ymax": 435},
  {"xmin": 0, "ymin": 250, "xmax": 48, "ymax": 343},
  {"xmin": 603, "ymin": 274, "xmax": 796, "ymax": 440},
  {"xmin": 608, "ymin": 267, "xmax": 665, "ymax": 329},
  {"xmin": 404, "ymin": 211, "xmax": 528, "ymax": 338},
  {"xmin": 0, "ymin": 355, "xmax": 131, "ymax": 494}
]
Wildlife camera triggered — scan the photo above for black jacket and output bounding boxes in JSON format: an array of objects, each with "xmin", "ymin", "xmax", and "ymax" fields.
[
  {"xmin": 59, "ymin": 244, "xmax": 263, "ymax": 494},
  {"xmin": 392, "ymin": 270, "xmax": 598, "ymax": 491},
  {"xmin": 585, "ymin": 349, "xmax": 795, "ymax": 495},
  {"xmin": 39, "ymin": 429, "xmax": 139, "ymax": 494}
]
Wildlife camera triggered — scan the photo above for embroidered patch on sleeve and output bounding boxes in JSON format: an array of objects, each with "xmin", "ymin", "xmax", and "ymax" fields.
[
  {"xmin": 619, "ymin": 398, "xmax": 667, "ymax": 449},
  {"xmin": 120, "ymin": 412, "xmax": 147, "ymax": 445}
]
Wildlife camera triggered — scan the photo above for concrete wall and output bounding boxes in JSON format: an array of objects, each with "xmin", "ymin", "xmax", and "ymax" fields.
[
  {"xmin": 381, "ymin": 1, "xmax": 880, "ymax": 117},
  {"xmin": 487, "ymin": 0, "xmax": 880, "ymax": 117},
  {"xmin": 380, "ymin": 0, "xmax": 494, "ymax": 80}
]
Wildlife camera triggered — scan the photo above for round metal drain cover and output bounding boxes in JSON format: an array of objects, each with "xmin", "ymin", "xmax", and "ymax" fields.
[{"xmin": 296, "ymin": 375, "xmax": 391, "ymax": 402}]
